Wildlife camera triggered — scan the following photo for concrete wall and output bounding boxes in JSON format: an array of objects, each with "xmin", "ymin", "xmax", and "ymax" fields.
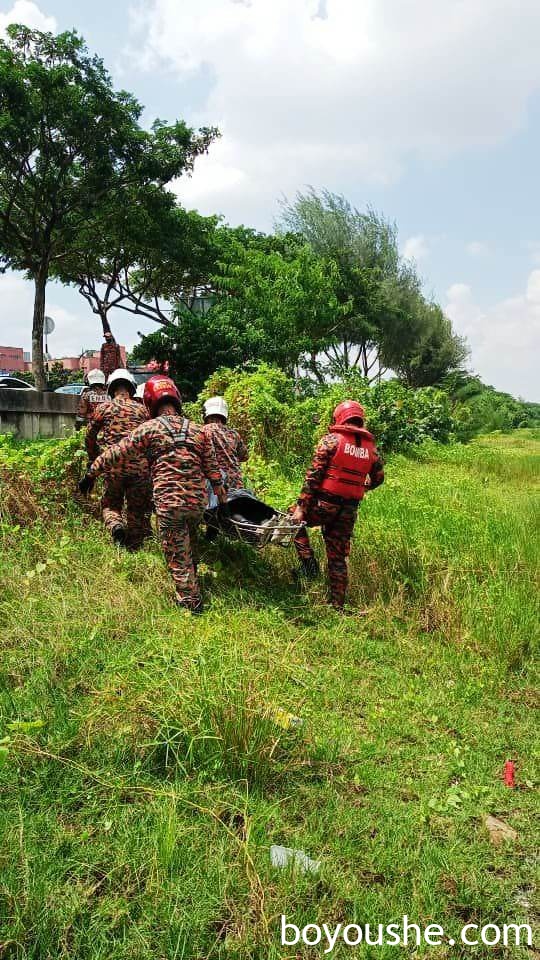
[{"xmin": 0, "ymin": 390, "xmax": 78, "ymax": 440}]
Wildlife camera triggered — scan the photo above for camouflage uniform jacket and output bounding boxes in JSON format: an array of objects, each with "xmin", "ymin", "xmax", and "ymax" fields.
[
  {"xmin": 86, "ymin": 398, "xmax": 149, "ymax": 468},
  {"xmin": 77, "ymin": 385, "xmax": 108, "ymax": 425},
  {"xmin": 297, "ymin": 432, "xmax": 384, "ymax": 510},
  {"xmin": 100, "ymin": 340, "xmax": 123, "ymax": 379},
  {"xmin": 202, "ymin": 422, "xmax": 248, "ymax": 489},
  {"xmin": 88, "ymin": 415, "xmax": 223, "ymax": 511}
]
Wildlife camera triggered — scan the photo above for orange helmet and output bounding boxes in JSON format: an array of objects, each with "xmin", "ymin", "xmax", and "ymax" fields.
[
  {"xmin": 332, "ymin": 400, "xmax": 365, "ymax": 426},
  {"xmin": 143, "ymin": 375, "xmax": 182, "ymax": 417}
]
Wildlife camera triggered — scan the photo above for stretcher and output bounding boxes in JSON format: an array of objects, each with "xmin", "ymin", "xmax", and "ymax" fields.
[{"xmin": 205, "ymin": 488, "xmax": 302, "ymax": 549}]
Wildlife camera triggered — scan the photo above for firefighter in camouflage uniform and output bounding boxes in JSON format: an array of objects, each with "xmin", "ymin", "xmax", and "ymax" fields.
[
  {"xmin": 80, "ymin": 376, "xmax": 226, "ymax": 613},
  {"xmin": 85, "ymin": 368, "xmax": 152, "ymax": 549},
  {"xmin": 202, "ymin": 396, "xmax": 248, "ymax": 489},
  {"xmin": 290, "ymin": 401, "xmax": 384, "ymax": 611},
  {"xmin": 100, "ymin": 330, "xmax": 123, "ymax": 380},
  {"xmin": 76, "ymin": 369, "xmax": 108, "ymax": 435}
]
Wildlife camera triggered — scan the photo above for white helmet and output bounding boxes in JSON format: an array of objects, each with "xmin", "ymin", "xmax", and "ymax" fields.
[
  {"xmin": 107, "ymin": 368, "xmax": 136, "ymax": 397},
  {"xmin": 204, "ymin": 396, "xmax": 229, "ymax": 421},
  {"xmin": 87, "ymin": 369, "xmax": 105, "ymax": 386}
]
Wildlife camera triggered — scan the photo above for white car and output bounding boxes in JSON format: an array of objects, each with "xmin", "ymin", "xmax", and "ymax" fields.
[{"xmin": 0, "ymin": 376, "xmax": 37, "ymax": 390}]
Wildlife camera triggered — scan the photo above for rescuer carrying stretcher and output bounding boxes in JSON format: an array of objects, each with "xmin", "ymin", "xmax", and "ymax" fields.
[
  {"xmin": 79, "ymin": 375, "xmax": 226, "ymax": 613},
  {"xmin": 290, "ymin": 400, "xmax": 384, "ymax": 611},
  {"xmin": 85, "ymin": 368, "xmax": 152, "ymax": 549},
  {"xmin": 202, "ymin": 396, "xmax": 248, "ymax": 489}
]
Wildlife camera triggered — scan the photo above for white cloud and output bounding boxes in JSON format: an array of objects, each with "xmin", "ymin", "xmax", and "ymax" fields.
[
  {"xmin": 0, "ymin": 0, "xmax": 56, "ymax": 36},
  {"xmin": 177, "ymin": 139, "xmax": 247, "ymax": 208},
  {"xmin": 445, "ymin": 272, "xmax": 540, "ymax": 400},
  {"xmin": 402, "ymin": 234, "xmax": 429, "ymax": 263},
  {"xmin": 126, "ymin": 0, "xmax": 540, "ymax": 226},
  {"xmin": 466, "ymin": 241, "xmax": 489, "ymax": 257}
]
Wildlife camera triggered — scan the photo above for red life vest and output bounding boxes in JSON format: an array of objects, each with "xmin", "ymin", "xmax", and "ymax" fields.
[{"xmin": 319, "ymin": 426, "xmax": 378, "ymax": 502}]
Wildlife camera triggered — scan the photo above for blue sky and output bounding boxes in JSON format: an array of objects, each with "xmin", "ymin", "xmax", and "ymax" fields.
[{"xmin": 1, "ymin": 0, "xmax": 539, "ymax": 399}]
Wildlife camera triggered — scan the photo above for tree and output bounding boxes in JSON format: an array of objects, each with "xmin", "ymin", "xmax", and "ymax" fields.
[
  {"xmin": 131, "ymin": 312, "xmax": 252, "ymax": 399},
  {"xmin": 55, "ymin": 189, "xmax": 218, "ymax": 333},
  {"xmin": 0, "ymin": 25, "xmax": 216, "ymax": 387},
  {"xmin": 278, "ymin": 189, "xmax": 400, "ymax": 379},
  {"xmin": 131, "ymin": 227, "xmax": 341, "ymax": 396},
  {"xmin": 212, "ymin": 225, "xmax": 341, "ymax": 377},
  {"xmin": 392, "ymin": 303, "xmax": 469, "ymax": 387}
]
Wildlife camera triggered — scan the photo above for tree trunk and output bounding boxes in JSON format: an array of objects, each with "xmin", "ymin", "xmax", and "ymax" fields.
[
  {"xmin": 101, "ymin": 309, "xmax": 112, "ymax": 336},
  {"xmin": 32, "ymin": 265, "xmax": 48, "ymax": 391}
]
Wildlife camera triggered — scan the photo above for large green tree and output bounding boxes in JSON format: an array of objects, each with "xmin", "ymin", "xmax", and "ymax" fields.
[
  {"xmin": 391, "ymin": 303, "xmax": 468, "ymax": 387},
  {"xmin": 0, "ymin": 25, "xmax": 216, "ymax": 387},
  {"xmin": 278, "ymin": 188, "xmax": 469, "ymax": 386},
  {"xmin": 212, "ymin": 226, "xmax": 341, "ymax": 377},
  {"xmin": 278, "ymin": 189, "xmax": 400, "ymax": 379},
  {"xmin": 131, "ymin": 226, "xmax": 341, "ymax": 396}
]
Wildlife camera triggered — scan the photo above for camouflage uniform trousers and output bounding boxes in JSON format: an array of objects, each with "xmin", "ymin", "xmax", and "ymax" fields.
[
  {"xmin": 294, "ymin": 499, "xmax": 358, "ymax": 608},
  {"xmin": 102, "ymin": 467, "xmax": 153, "ymax": 549},
  {"xmin": 155, "ymin": 505, "xmax": 203, "ymax": 605}
]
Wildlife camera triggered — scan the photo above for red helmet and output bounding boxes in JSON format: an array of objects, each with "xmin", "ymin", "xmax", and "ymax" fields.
[
  {"xmin": 332, "ymin": 400, "xmax": 365, "ymax": 426},
  {"xmin": 143, "ymin": 375, "xmax": 182, "ymax": 417}
]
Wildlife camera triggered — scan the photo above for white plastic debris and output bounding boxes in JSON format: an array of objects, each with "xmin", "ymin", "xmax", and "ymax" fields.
[{"xmin": 270, "ymin": 845, "xmax": 321, "ymax": 874}]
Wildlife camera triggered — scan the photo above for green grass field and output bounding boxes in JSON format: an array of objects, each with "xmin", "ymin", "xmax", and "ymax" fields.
[{"xmin": 0, "ymin": 431, "xmax": 538, "ymax": 958}]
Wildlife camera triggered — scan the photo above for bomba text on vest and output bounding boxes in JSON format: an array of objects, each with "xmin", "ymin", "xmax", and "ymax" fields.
[{"xmin": 344, "ymin": 443, "xmax": 370, "ymax": 458}]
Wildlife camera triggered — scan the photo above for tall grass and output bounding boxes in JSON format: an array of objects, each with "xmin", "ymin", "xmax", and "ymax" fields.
[{"xmin": 0, "ymin": 431, "xmax": 538, "ymax": 958}]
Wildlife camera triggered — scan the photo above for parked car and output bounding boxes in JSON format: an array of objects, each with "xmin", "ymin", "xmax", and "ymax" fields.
[
  {"xmin": 54, "ymin": 383, "xmax": 85, "ymax": 395},
  {"xmin": 0, "ymin": 376, "xmax": 37, "ymax": 390},
  {"xmin": 130, "ymin": 369, "xmax": 153, "ymax": 387}
]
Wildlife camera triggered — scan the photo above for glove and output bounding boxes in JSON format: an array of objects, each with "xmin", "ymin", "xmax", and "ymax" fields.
[{"xmin": 78, "ymin": 473, "xmax": 95, "ymax": 496}]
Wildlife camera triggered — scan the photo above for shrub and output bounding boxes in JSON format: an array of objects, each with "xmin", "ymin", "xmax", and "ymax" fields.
[
  {"xmin": 0, "ymin": 432, "xmax": 86, "ymax": 522},
  {"xmin": 192, "ymin": 364, "xmax": 456, "ymax": 466}
]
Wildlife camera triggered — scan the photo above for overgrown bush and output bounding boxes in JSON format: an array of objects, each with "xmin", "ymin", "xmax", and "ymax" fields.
[
  {"xmin": 0, "ymin": 431, "xmax": 86, "ymax": 522},
  {"xmin": 190, "ymin": 363, "xmax": 456, "ymax": 466}
]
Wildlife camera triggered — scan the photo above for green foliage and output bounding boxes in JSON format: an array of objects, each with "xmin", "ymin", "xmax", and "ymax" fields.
[
  {"xmin": 57, "ymin": 196, "xmax": 219, "ymax": 335},
  {"xmin": 131, "ymin": 306, "xmax": 263, "ymax": 401},
  {"xmin": 213, "ymin": 227, "xmax": 341, "ymax": 372},
  {"xmin": 388, "ymin": 302, "xmax": 469, "ymax": 388},
  {"xmin": 278, "ymin": 189, "xmax": 467, "ymax": 386},
  {"xmin": 442, "ymin": 373, "xmax": 539, "ymax": 440},
  {"xmin": 191, "ymin": 363, "xmax": 456, "ymax": 467},
  {"xmin": 0, "ymin": 24, "xmax": 217, "ymax": 386},
  {"xmin": 311, "ymin": 374, "xmax": 455, "ymax": 451},
  {"xmin": 0, "ymin": 431, "xmax": 85, "ymax": 522}
]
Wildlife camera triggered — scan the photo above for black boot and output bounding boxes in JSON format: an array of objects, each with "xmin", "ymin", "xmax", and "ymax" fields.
[
  {"xmin": 294, "ymin": 556, "xmax": 321, "ymax": 581},
  {"xmin": 111, "ymin": 525, "xmax": 127, "ymax": 547}
]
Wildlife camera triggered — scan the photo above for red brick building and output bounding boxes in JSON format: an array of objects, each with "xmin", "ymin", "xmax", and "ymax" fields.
[{"xmin": 0, "ymin": 346, "xmax": 25, "ymax": 373}]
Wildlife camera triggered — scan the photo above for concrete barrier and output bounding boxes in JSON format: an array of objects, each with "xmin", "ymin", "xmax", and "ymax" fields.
[{"xmin": 0, "ymin": 390, "xmax": 78, "ymax": 439}]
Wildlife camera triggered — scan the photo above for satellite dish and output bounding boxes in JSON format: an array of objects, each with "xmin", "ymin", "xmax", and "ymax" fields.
[{"xmin": 44, "ymin": 316, "xmax": 55, "ymax": 335}]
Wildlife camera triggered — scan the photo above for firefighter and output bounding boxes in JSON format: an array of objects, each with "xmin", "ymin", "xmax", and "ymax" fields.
[
  {"xmin": 100, "ymin": 329, "xmax": 123, "ymax": 380},
  {"xmin": 85, "ymin": 368, "xmax": 152, "ymax": 549},
  {"xmin": 79, "ymin": 376, "xmax": 226, "ymax": 613},
  {"xmin": 76, "ymin": 369, "xmax": 108, "ymax": 431},
  {"xmin": 290, "ymin": 400, "xmax": 384, "ymax": 611},
  {"xmin": 202, "ymin": 396, "xmax": 248, "ymax": 490}
]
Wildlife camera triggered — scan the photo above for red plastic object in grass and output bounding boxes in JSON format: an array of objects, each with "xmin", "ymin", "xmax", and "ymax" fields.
[{"xmin": 503, "ymin": 759, "xmax": 516, "ymax": 788}]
